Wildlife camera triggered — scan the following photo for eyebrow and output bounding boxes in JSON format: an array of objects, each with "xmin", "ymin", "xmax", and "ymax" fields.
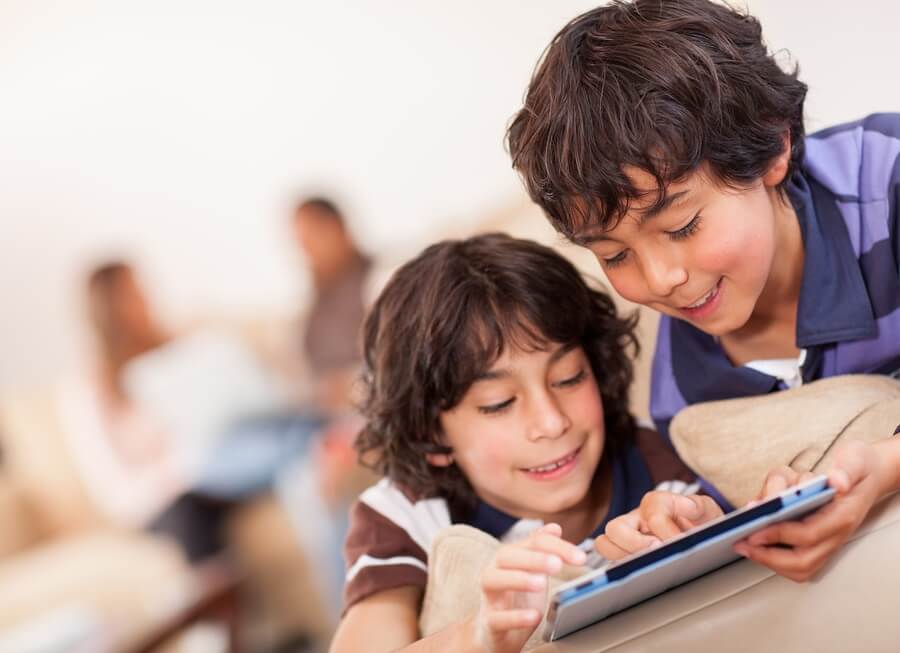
[
  {"xmin": 572, "ymin": 189, "xmax": 691, "ymax": 245},
  {"xmin": 473, "ymin": 342, "xmax": 578, "ymax": 382}
]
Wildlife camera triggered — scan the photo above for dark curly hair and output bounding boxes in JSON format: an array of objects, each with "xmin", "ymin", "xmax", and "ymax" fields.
[
  {"xmin": 356, "ymin": 233, "xmax": 639, "ymax": 511},
  {"xmin": 507, "ymin": 0, "xmax": 808, "ymax": 239}
]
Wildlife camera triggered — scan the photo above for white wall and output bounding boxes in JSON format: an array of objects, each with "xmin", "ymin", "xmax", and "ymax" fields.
[{"xmin": 0, "ymin": 0, "xmax": 897, "ymax": 392}]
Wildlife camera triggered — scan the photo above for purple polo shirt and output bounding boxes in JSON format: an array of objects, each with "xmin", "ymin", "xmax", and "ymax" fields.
[{"xmin": 650, "ymin": 113, "xmax": 900, "ymax": 508}]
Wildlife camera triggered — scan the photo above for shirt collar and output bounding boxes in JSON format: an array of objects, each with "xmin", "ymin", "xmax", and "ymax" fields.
[
  {"xmin": 787, "ymin": 172, "xmax": 877, "ymax": 347},
  {"xmin": 669, "ymin": 318, "xmax": 779, "ymax": 405}
]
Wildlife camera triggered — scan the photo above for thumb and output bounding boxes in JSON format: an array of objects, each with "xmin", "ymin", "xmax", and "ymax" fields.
[{"xmin": 827, "ymin": 441, "xmax": 871, "ymax": 495}]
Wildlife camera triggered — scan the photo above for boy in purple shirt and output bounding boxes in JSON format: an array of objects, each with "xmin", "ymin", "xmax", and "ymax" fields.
[{"xmin": 507, "ymin": 0, "xmax": 900, "ymax": 582}]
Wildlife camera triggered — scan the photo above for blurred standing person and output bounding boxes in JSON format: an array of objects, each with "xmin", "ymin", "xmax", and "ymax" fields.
[
  {"xmin": 275, "ymin": 197, "xmax": 376, "ymax": 620},
  {"xmin": 290, "ymin": 196, "xmax": 372, "ymax": 418}
]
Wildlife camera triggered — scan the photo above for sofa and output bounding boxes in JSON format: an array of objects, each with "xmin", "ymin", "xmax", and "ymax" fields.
[{"xmin": 0, "ymin": 381, "xmax": 335, "ymax": 651}]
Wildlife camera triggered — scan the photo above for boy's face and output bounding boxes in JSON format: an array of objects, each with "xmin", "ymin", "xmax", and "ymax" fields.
[
  {"xmin": 432, "ymin": 342, "xmax": 606, "ymax": 524},
  {"xmin": 572, "ymin": 164, "xmax": 792, "ymax": 337}
]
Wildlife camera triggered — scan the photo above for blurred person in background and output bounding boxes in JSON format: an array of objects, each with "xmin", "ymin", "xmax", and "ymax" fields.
[
  {"xmin": 284, "ymin": 197, "xmax": 373, "ymax": 499},
  {"xmin": 288, "ymin": 196, "xmax": 371, "ymax": 417},
  {"xmin": 62, "ymin": 260, "xmax": 307, "ymax": 563},
  {"xmin": 272, "ymin": 197, "xmax": 377, "ymax": 620},
  {"xmin": 60, "ymin": 196, "xmax": 375, "ymax": 627}
]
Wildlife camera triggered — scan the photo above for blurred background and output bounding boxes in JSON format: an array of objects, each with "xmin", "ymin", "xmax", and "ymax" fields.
[{"xmin": 0, "ymin": 1, "xmax": 897, "ymax": 652}]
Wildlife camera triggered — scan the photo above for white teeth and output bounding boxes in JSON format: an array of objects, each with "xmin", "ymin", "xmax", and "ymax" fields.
[
  {"xmin": 527, "ymin": 450, "xmax": 577, "ymax": 473},
  {"xmin": 686, "ymin": 284, "xmax": 717, "ymax": 309}
]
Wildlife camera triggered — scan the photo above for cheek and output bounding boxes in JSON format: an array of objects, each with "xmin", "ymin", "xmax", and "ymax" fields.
[
  {"xmin": 448, "ymin": 422, "xmax": 517, "ymax": 475},
  {"xmin": 705, "ymin": 220, "xmax": 775, "ymax": 285},
  {"xmin": 701, "ymin": 192, "xmax": 778, "ymax": 276},
  {"xmin": 603, "ymin": 267, "xmax": 650, "ymax": 305},
  {"xmin": 564, "ymin": 380, "xmax": 605, "ymax": 431}
]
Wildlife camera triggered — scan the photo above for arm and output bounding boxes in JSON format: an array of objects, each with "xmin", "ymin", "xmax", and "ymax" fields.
[
  {"xmin": 332, "ymin": 586, "xmax": 488, "ymax": 653},
  {"xmin": 57, "ymin": 380, "xmax": 183, "ymax": 527},
  {"xmin": 329, "ymin": 586, "xmax": 424, "ymax": 653}
]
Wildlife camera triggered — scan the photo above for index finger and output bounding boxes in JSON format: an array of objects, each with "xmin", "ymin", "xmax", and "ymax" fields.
[
  {"xmin": 757, "ymin": 466, "xmax": 799, "ymax": 501},
  {"xmin": 604, "ymin": 511, "xmax": 661, "ymax": 554},
  {"xmin": 527, "ymin": 532, "xmax": 588, "ymax": 567}
]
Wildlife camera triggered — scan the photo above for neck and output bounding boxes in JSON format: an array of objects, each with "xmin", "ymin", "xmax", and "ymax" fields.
[{"xmin": 722, "ymin": 189, "xmax": 804, "ymax": 361}]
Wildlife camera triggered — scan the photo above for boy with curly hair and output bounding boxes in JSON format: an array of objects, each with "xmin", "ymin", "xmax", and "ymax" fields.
[{"xmin": 329, "ymin": 234, "xmax": 707, "ymax": 652}]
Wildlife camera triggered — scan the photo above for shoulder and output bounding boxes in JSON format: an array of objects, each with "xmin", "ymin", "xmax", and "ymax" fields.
[
  {"xmin": 632, "ymin": 426, "xmax": 697, "ymax": 490},
  {"xmin": 804, "ymin": 113, "xmax": 900, "ymax": 203},
  {"xmin": 343, "ymin": 479, "xmax": 451, "ymax": 611}
]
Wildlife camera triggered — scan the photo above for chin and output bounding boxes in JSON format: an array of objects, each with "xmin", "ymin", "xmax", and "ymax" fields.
[{"xmin": 536, "ymin": 478, "xmax": 593, "ymax": 513}]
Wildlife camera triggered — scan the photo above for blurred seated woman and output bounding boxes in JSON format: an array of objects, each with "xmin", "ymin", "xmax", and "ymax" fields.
[{"xmin": 61, "ymin": 261, "xmax": 325, "ymax": 562}]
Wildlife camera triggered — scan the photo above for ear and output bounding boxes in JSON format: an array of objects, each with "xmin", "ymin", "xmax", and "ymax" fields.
[
  {"xmin": 426, "ymin": 452, "xmax": 454, "ymax": 467},
  {"xmin": 762, "ymin": 131, "xmax": 792, "ymax": 188}
]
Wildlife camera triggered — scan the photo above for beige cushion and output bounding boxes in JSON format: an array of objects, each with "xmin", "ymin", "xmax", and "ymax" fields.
[{"xmin": 669, "ymin": 375, "xmax": 900, "ymax": 507}]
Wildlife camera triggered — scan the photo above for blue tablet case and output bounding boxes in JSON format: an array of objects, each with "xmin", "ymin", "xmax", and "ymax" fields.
[{"xmin": 544, "ymin": 476, "xmax": 836, "ymax": 641}]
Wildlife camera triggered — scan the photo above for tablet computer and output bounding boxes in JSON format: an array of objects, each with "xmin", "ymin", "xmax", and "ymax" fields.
[{"xmin": 544, "ymin": 475, "xmax": 836, "ymax": 641}]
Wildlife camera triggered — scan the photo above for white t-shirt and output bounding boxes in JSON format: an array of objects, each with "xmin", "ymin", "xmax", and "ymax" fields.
[
  {"xmin": 744, "ymin": 350, "xmax": 807, "ymax": 389},
  {"xmin": 122, "ymin": 329, "xmax": 285, "ymax": 478}
]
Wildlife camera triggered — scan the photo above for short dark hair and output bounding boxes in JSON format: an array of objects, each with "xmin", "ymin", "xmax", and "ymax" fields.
[
  {"xmin": 507, "ymin": 0, "xmax": 808, "ymax": 239},
  {"xmin": 294, "ymin": 196, "xmax": 344, "ymax": 226},
  {"xmin": 356, "ymin": 233, "xmax": 639, "ymax": 510}
]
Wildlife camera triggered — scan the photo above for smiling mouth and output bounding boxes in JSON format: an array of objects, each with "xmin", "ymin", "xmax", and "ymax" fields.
[
  {"xmin": 522, "ymin": 447, "xmax": 582, "ymax": 473},
  {"xmin": 681, "ymin": 278, "xmax": 722, "ymax": 310}
]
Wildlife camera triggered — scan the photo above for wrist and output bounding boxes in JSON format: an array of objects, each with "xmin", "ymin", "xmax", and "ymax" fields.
[
  {"xmin": 872, "ymin": 438, "xmax": 900, "ymax": 498},
  {"xmin": 462, "ymin": 615, "xmax": 490, "ymax": 653}
]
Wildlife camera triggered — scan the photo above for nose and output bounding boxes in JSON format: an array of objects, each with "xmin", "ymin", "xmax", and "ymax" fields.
[
  {"xmin": 526, "ymin": 391, "xmax": 571, "ymax": 442},
  {"xmin": 641, "ymin": 249, "xmax": 688, "ymax": 298}
]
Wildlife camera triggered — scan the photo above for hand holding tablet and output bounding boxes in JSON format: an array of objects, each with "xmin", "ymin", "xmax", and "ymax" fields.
[{"xmin": 543, "ymin": 475, "xmax": 835, "ymax": 641}]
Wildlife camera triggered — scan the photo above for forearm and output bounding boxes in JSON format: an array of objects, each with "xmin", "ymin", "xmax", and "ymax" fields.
[
  {"xmin": 332, "ymin": 616, "xmax": 484, "ymax": 653},
  {"xmin": 330, "ymin": 586, "xmax": 491, "ymax": 653},
  {"xmin": 400, "ymin": 617, "xmax": 484, "ymax": 653}
]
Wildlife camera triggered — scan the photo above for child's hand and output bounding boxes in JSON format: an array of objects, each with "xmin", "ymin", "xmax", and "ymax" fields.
[
  {"xmin": 594, "ymin": 492, "xmax": 723, "ymax": 561},
  {"xmin": 734, "ymin": 440, "xmax": 886, "ymax": 582},
  {"xmin": 473, "ymin": 523, "xmax": 586, "ymax": 653}
]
